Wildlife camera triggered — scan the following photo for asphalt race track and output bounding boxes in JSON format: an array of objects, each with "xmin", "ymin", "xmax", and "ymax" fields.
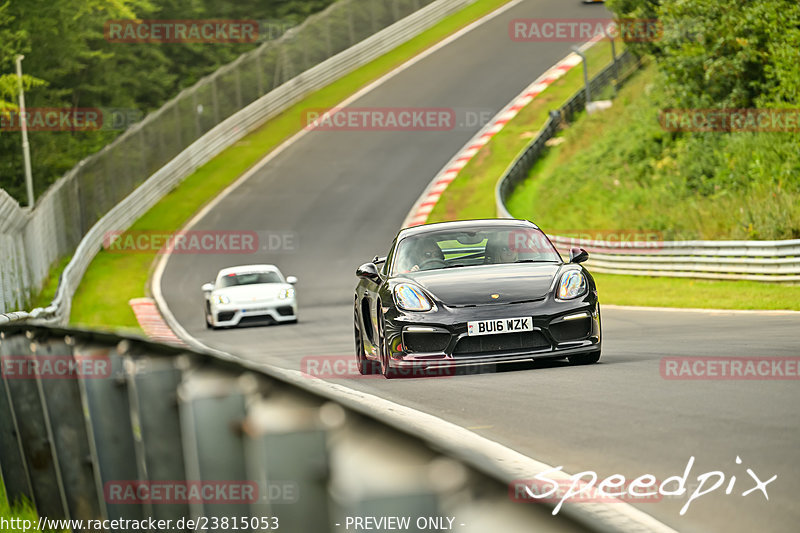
[{"xmin": 159, "ymin": 1, "xmax": 800, "ymax": 531}]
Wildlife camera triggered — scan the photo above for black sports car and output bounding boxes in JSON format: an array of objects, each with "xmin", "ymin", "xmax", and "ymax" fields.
[{"xmin": 353, "ymin": 219, "xmax": 601, "ymax": 378}]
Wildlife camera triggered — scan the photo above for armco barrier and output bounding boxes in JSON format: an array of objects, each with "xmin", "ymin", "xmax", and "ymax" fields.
[
  {"xmin": 495, "ymin": 51, "xmax": 800, "ymax": 283},
  {"xmin": 0, "ymin": 324, "xmax": 603, "ymax": 533},
  {"xmin": 1, "ymin": 0, "xmax": 477, "ymax": 317}
]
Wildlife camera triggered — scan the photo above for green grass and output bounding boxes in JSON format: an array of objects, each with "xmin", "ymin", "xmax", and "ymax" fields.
[
  {"xmin": 505, "ymin": 64, "xmax": 800, "ymax": 241},
  {"xmin": 594, "ymin": 273, "xmax": 800, "ymax": 311},
  {"xmin": 29, "ymin": 255, "xmax": 71, "ymax": 310},
  {"xmin": 426, "ymin": 39, "xmax": 623, "ymax": 222},
  {"xmin": 1, "ymin": 482, "xmax": 40, "ymax": 532},
  {"xmin": 68, "ymin": 0, "xmax": 516, "ymax": 330}
]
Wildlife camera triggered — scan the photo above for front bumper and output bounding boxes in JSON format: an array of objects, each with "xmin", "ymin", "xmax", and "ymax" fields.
[
  {"xmin": 383, "ymin": 295, "xmax": 600, "ymax": 369},
  {"xmin": 210, "ymin": 299, "xmax": 297, "ymax": 327}
]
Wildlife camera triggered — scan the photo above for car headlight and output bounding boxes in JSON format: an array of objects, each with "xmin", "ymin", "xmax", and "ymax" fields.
[
  {"xmin": 216, "ymin": 294, "xmax": 230, "ymax": 304},
  {"xmin": 278, "ymin": 288, "xmax": 295, "ymax": 300},
  {"xmin": 557, "ymin": 270, "xmax": 587, "ymax": 300},
  {"xmin": 394, "ymin": 283, "xmax": 433, "ymax": 312}
]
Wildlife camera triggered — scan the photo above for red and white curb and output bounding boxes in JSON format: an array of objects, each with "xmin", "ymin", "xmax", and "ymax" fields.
[
  {"xmin": 129, "ymin": 297, "xmax": 186, "ymax": 346},
  {"xmin": 402, "ymin": 36, "xmax": 601, "ymax": 228}
]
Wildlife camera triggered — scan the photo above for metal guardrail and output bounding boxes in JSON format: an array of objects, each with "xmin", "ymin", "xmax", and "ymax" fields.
[
  {"xmin": 1, "ymin": 0, "xmax": 477, "ymax": 317},
  {"xmin": 495, "ymin": 51, "xmax": 800, "ymax": 283},
  {"xmin": 0, "ymin": 324, "xmax": 593, "ymax": 533},
  {"xmin": 0, "ymin": 312, "xmax": 29, "ymax": 325}
]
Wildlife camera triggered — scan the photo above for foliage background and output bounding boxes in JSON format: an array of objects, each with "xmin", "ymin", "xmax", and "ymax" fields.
[
  {"xmin": 508, "ymin": 0, "xmax": 800, "ymax": 240},
  {"xmin": 0, "ymin": 0, "xmax": 333, "ymax": 203}
]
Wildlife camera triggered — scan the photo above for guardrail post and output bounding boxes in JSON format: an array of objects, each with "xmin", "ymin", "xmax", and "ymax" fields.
[
  {"xmin": 34, "ymin": 333, "xmax": 103, "ymax": 522},
  {"xmin": 124, "ymin": 348, "xmax": 190, "ymax": 528},
  {"xmin": 0, "ymin": 332, "xmax": 34, "ymax": 505},
  {"xmin": 77, "ymin": 339, "xmax": 144, "ymax": 524},
  {"xmin": 178, "ymin": 364, "xmax": 249, "ymax": 521},
  {"xmin": 0, "ymin": 331, "xmax": 68, "ymax": 520},
  {"xmin": 242, "ymin": 378, "xmax": 331, "ymax": 532},
  {"xmin": 328, "ymin": 412, "xmax": 441, "ymax": 531}
]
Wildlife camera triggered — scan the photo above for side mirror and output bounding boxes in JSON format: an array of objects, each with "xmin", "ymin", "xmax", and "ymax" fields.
[
  {"xmin": 286, "ymin": 276, "xmax": 298, "ymax": 285},
  {"xmin": 569, "ymin": 247, "xmax": 589, "ymax": 264},
  {"xmin": 201, "ymin": 282, "xmax": 215, "ymax": 292},
  {"xmin": 356, "ymin": 262, "xmax": 381, "ymax": 282}
]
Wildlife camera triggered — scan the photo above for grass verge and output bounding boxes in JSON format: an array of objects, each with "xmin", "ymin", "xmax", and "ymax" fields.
[
  {"xmin": 594, "ymin": 273, "xmax": 800, "ymax": 311},
  {"xmin": 505, "ymin": 63, "xmax": 800, "ymax": 240},
  {"xmin": 0, "ymin": 483, "xmax": 43, "ymax": 532},
  {"xmin": 67, "ymin": 0, "xmax": 515, "ymax": 330}
]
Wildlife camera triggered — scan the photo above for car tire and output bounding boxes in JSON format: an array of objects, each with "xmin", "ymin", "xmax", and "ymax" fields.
[
  {"xmin": 355, "ymin": 310, "xmax": 378, "ymax": 375},
  {"xmin": 377, "ymin": 311, "xmax": 397, "ymax": 379},
  {"xmin": 568, "ymin": 350, "xmax": 601, "ymax": 365}
]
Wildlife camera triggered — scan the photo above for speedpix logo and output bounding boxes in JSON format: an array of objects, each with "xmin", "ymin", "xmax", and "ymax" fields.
[{"xmin": 511, "ymin": 456, "xmax": 776, "ymax": 516}]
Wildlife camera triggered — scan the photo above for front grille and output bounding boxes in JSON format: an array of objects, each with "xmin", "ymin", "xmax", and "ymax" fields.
[
  {"xmin": 276, "ymin": 306, "xmax": 295, "ymax": 316},
  {"xmin": 452, "ymin": 331, "xmax": 549, "ymax": 357},
  {"xmin": 550, "ymin": 317, "xmax": 591, "ymax": 342},
  {"xmin": 239, "ymin": 315, "xmax": 275, "ymax": 325},
  {"xmin": 403, "ymin": 331, "xmax": 450, "ymax": 353},
  {"xmin": 217, "ymin": 311, "xmax": 235, "ymax": 322}
]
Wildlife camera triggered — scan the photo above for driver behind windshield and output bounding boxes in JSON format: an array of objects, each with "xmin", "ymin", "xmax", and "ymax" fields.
[
  {"xmin": 399, "ymin": 237, "xmax": 444, "ymax": 272},
  {"xmin": 485, "ymin": 233, "xmax": 519, "ymax": 264}
]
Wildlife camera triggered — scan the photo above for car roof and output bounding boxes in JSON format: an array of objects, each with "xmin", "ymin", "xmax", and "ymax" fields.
[
  {"xmin": 396, "ymin": 218, "xmax": 539, "ymax": 240},
  {"xmin": 217, "ymin": 264, "xmax": 281, "ymax": 277}
]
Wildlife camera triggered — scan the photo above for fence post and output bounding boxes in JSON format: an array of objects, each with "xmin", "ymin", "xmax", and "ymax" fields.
[{"xmin": 571, "ymin": 47, "xmax": 591, "ymax": 107}]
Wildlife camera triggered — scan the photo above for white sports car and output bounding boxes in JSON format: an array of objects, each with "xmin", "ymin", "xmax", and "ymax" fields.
[{"xmin": 202, "ymin": 265, "xmax": 298, "ymax": 328}]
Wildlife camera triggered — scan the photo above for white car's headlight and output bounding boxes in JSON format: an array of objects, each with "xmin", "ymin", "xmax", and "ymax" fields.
[
  {"xmin": 278, "ymin": 288, "xmax": 295, "ymax": 300},
  {"xmin": 394, "ymin": 283, "xmax": 433, "ymax": 312},
  {"xmin": 558, "ymin": 270, "xmax": 587, "ymax": 300},
  {"xmin": 216, "ymin": 294, "xmax": 231, "ymax": 304}
]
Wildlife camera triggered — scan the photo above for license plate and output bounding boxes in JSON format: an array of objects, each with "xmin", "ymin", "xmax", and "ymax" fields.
[{"xmin": 467, "ymin": 317, "xmax": 533, "ymax": 336}]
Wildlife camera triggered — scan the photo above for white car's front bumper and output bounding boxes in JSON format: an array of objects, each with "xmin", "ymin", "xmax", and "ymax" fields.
[{"xmin": 209, "ymin": 299, "xmax": 297, "ymax": 327}]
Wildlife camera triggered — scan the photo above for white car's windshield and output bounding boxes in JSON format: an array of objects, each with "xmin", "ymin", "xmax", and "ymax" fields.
[
  {"xmin": 391, "ymin": 227, "xmax": 561, "ymax": 275},
  {"xmin": 218, "ymin": 272, "xmax": 282, "ymax": 288}
]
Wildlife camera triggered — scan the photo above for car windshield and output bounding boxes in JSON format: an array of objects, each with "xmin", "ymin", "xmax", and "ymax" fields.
[
  {"xmin": 391, "ymin": 226, "xmax": 561, "ymax": 275},
  {"xmin": 218, "ymin": 271, "xmax": 282, "ymax": 288}
]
